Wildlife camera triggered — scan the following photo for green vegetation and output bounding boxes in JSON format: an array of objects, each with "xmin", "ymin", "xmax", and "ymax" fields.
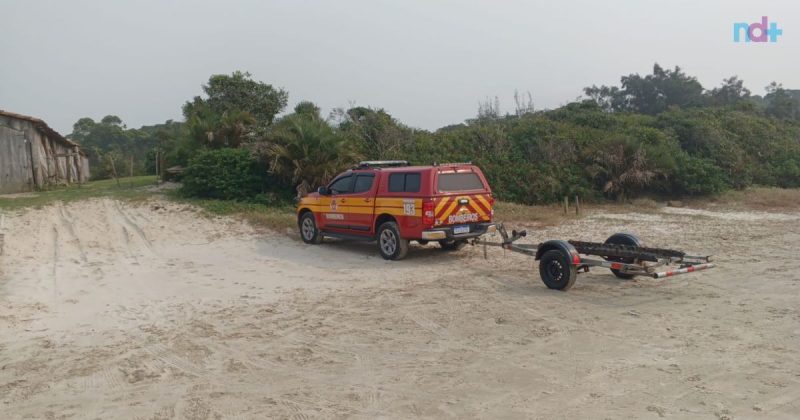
[
  {"xmin": 69, "ymin": 117, "xmax": 181, "ymax": 180},
  {"xmin": 67, "ymin": 64, "xmax": 800, "ymax": 206},
  {"xmin": 181, "ymin": 149, "xmax": 272, "ymax": 201},
  {"xmin": 267, "ymin": 104, "xmax": 361, "ymax": 196}
]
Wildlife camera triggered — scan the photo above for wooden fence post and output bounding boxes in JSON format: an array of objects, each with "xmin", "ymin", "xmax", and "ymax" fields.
[
  {"xmin": 109, "ymin": 155, "xmax": 120, "ymax": 187},
  {"xmin": 575, "ymin": 195, "xmax": 580, "ymax": 215}
]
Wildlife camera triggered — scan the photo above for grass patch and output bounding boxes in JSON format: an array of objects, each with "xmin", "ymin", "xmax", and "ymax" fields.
[
  {"xmin": 0, "ymin": 176, "xmax": 159, "ymax": 210},
  {"xmin": 12, "ymin": 179, "xmax": 792, "ymax": 235},
  {"xmin": 0, "ymin": 176, "xmax": 297, "ymax": 232},
  {"xmin": 170, "ymin": 194, "xmax": 296, "ymax": 232},
  {"xmin": 702, "ymin": 187, "xmax": 800, "ymax": 210},
  {"xmin": 493, "ymin": 201, "xmax": 576, "ymax": 226},
  {"xmin": 184, "ymin": 198, "xmax": 583, "ymax": 233}
]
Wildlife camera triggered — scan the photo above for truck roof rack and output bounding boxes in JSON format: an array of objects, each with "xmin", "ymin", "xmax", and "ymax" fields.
[
  {"xmin": 355, "ymin": 160, "xmax": 410, "ymax": 169},
  {"xmin": 433, "ymin": 161, "xmax": 472, "ymax": 166}
]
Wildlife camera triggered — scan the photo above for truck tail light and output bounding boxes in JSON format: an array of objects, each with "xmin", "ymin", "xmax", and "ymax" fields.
[
  {"xmin": 422, "ymin": 200, "xmax": 435, "ymax": 226},
  {"xmin": 488, "ymin": 195, "xmax": 495, "ymax": 218}
]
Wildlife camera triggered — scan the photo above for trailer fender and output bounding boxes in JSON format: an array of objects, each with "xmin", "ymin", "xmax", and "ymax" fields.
[
  {"xmin": 535, "ymin": 240, "xmax": 581, "ymax": 265},
  {"xmin": 604, "ymin": 232, "xmax": 643, "ymax": 279},
  {"xmin": 604, "ymin": 233, "xmax": 642, "ymax": 247}
]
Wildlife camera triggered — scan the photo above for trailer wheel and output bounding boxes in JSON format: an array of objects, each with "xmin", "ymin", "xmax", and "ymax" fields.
[
  {"xmin": 538, "ymin": 249, "xmax": 577, "ymax": 291},
  {"xmin": 604, "ymin": 233, "xmax": 642, "ymax": 279}
]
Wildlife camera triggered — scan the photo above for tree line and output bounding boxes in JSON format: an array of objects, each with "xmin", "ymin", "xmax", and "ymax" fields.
[{"xmin": 69, "ymin": 65, "xmax": 800, "ymax": 204}]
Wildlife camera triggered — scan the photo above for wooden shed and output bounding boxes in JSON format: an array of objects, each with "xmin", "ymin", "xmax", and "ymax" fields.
[{"xmin": 0, "ymin": 110, "xmax": 89, "ymax": 194}]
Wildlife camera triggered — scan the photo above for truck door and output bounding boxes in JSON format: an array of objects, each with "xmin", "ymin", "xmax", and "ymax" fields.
[
  {"xmin": 324, "ymin": 174, "xmax": 354, "ymax": 231},
  {"xmin": 342, "ymin": 173, "xmax": 376, "ymax": 233}
]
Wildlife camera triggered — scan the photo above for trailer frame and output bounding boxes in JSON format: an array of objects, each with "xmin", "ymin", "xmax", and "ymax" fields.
[{"xmin": 477, "ymin": 223, "xmax": 714, "ymax": 290}]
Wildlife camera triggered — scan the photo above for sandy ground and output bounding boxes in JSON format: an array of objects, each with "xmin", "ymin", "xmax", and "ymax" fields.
[{"xmin": 1, "ymin": 198, "xmax": 799, "ymax": 419}]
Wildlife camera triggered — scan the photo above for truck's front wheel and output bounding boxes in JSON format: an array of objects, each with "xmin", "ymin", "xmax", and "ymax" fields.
[
  {"xmin": 377, "ymin": 222, "xmax": 409, "ymax": 260},
  {"xmin": 299, "ymin": 212, "xmax": 323, "ymax": 244}
]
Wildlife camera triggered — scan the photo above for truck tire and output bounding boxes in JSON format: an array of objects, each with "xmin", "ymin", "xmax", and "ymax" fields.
[
  {"xmin": 439, "ymin": 239, "xmax": 467, "ymax": 251},
  {"xmin": 603, "ymin": 233, "xmax": 642, "ymax": 279},
  {"xmin": 299, "ymin": 212, "xmax": 323, "ymax": 244},
  {"xmin": 538, "ymin": 249, "xmax": 577, "ymax": 291},
  {"xmin": 377, "ymin": 221, "xmax": 409, "ymax": 260}
]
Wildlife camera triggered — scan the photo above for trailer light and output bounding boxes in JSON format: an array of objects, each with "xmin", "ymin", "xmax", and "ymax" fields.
[{"xmin": 572, "ymin": 253, "xmax": 581, "ymax": 265}]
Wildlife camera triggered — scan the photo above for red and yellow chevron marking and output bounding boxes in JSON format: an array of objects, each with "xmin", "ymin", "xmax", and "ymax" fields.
[{"xmin": 434, "ymin": 194, "xmax": 493, "ymax": 225}]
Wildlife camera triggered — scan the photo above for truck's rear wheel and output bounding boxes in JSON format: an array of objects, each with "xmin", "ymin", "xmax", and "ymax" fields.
[
  {"xmin": 604, "ymin": 233, "xmax": 642, "ymax": 279},
  {"xmin": 299, "ymin": 212, "xmax": 322, "ymax": 244},
  {"xmin": 539, "ymin": 249, "xmax": 577, "ymax": 291},
  {"xmin": 377, "ymin": 222, "xmax": 409, "ymax": 260}
]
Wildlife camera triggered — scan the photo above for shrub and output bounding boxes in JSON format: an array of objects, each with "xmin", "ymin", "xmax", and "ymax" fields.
[
  {"xmin": 181, "ymin": 148, "xmax": 268, "ymax": 200},
  {"xmin": 672, "ymin": 154, "xmax": 729, "ymax": 195}
]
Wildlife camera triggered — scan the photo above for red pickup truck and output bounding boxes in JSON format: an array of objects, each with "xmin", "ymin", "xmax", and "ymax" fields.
[{"xmin": 296, "ymin": 161, "xmax": 497, "ymax": 260}]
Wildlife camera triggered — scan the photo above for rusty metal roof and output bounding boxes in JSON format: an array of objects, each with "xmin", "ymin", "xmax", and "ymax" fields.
[{"xmin": 0, "ymin": 109, "xmax": 85, "ymax": 154}]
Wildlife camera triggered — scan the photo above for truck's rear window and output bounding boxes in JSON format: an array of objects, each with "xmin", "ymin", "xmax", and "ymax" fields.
[{"xmin": 437, "ymin": 172, "xmax": 485, "ymax": 192}]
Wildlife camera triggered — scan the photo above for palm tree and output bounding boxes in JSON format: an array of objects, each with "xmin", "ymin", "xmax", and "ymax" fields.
[
  {"xmin": 185, "ymin": 102, "xmax": 255, "ymax": 148},
  {"xmin": 216, "ymin": 110, "xmax": 255, "ymax": 147},
  {"xmin": 586, "ymin": 137, "xmax": 657, "ymax": 200},
  {"xmin": 267, "ymin": 114, "xmax": 361, "ymax": 196}
]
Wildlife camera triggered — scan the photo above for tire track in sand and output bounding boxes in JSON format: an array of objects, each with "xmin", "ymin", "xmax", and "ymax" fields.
[
  {"xmin": 51, "ymin": 224, "xmax": 59, "ymax": 301},
  {"xmin": 101, "ymin": 199, "xmax": 155, "ymax": 263},
  {"xmin": 112, "ymin": 200, "xmax": 153, "ymax": 250},
  {"xmin": 57, "ymin": 203, "xmax": 88, "ymax": 263}
]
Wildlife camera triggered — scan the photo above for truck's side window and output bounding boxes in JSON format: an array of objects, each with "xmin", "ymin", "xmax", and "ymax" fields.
[
  {"xmin": 388, "ymin": 174, "xmax": 405, "ymax": 192},
  {"xmin": 353, "ymin": 174, "xmax": 375, "ymax": 193},
  {"xmin": 405, "ymin": 173, "xmax": 420, "ymax": 192},
  {"xmin": 388, "ymin": 173, "xmax": 421, "ymax": 193},
  {"xmin": 329, "ymin": 175, "xmax": 353, "ymax": 194}
]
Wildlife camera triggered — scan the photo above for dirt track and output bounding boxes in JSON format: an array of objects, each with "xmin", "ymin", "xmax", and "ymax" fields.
[{"xmin": 1, "ymin": 198, "xmax": 799, "ymax": 419}]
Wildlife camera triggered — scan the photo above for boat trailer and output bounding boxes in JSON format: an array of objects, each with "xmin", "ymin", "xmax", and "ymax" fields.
[{"xmin": 477, "ymin": 223, "xmax": 714, "ymax": 291}]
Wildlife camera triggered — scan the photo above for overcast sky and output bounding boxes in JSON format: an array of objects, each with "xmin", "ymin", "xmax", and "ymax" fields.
[{"xmin": 1, "ymin": 0, "xmax": 798, "ymax": 135}]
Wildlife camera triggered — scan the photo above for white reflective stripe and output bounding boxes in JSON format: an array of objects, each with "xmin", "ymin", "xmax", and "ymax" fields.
[{"xmin": 654, "ymin": 263, "xmax": 715, "ymax": 279}]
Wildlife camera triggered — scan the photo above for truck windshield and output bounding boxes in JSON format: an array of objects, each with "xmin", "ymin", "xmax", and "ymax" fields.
[{"xmin": 437, "ymin": 172, "xmax": 484, "ymax": 192}]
